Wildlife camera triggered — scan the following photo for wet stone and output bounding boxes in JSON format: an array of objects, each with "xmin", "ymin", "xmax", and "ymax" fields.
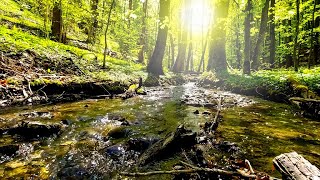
[
  {"xmin": 60, "ymin": 119, "xmax": 72, "ymax": 126},
  {"xmin": 7, "ymin": 121, "xmax": 63, "ymax": 140},
  {"xmin": 19, "ymin": 111, "xmax": 53, "ymax": 118},
  {"xmin": 193, "ymin": 110, "xmax": 200, "ymax": 114},
  {"xmin": 105, "ymin": 145, "xmax": 125, "ymax": 158},
  {"xmin": 107, "ymin": 127, "xmax": 131, "ymax": 139},
  {"xmin": 127, "ymin": 137, "xmax": 159, "ymax": 153},
  {"xmin": 0, "ymin": 144, "xmax": 19, "ymax": 157}
]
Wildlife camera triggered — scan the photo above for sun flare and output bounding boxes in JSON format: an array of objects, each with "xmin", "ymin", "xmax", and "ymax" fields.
[{"xmin": 181, "ymin": 0, "xmax": 212, "ymax": 36}]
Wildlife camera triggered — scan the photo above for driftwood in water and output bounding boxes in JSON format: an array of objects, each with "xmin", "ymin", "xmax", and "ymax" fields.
[
  {"xmin": 138, "ymin": 125, "xmax": 196, "ymax": 166},
  {"xmin": 273, "ymin": 151, "xmax": 320, "ymax": 180}
]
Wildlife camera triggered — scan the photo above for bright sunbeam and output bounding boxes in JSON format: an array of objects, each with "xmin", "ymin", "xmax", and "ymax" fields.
[{"xmin": 181, "ymin": 0, "xmax": 212, "ymax": 36}]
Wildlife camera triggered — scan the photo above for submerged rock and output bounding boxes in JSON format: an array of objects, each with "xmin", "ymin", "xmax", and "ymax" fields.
[
  {"xmin": 0, "ymin": 144, "xmax": 19, "ymax": 157},
  {"xmin": 107, "ymin": 127, "xmax": 131, "ymax": 139},
  {"xmin": 19, "ymin": 111, "xmax": 53, "ymax": 118},
  {"xmin": 105, "ymin": 145, "xmax": 125, "ymax": 158},
  {"xmin": 127, "ymin": 137, "xmax": 159, "ymax": 153},
  {"xmin": 6, "ymin": 121, "xmax": 63, "ymax": 139}
]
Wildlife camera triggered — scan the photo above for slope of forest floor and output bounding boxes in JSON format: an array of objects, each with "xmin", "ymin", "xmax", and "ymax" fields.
[{"xmin": 0, "ymin": 0, "xmax": 186, "ymax": 107}]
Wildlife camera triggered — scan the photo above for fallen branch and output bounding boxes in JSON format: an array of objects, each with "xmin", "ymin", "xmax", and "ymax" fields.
[
  {"xmin": 120, "ymin": 164, "xmax": 256, "ymax": 179},
  {"xmin": 209, "ymin": 96, "xmax": 222, "ymax": 131}
]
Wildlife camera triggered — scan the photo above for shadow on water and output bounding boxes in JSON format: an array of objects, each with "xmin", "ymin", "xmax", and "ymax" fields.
[{"xmin": 0, "ymin": 82, "xmax": 319, "ymax": 179}]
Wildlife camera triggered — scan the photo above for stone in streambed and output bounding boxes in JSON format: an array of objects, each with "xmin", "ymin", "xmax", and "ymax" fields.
[
  {"xmin": 7, "ymin": 121, "xmax": 63, "ymax": 139},
  {"xmin": 107, "ymin": 127, "xmax": 132, "ymax": 139}
]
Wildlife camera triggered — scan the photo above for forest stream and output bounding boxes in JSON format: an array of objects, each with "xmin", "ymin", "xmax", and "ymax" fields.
[{"xmin": 0, "ymin": 82, "xmax": 319, "ymax": 179}]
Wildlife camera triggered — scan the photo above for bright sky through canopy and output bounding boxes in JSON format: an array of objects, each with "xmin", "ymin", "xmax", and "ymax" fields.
[{"xmin": 181, "ymin": 0, "xmax": 212, "ymax": 36}]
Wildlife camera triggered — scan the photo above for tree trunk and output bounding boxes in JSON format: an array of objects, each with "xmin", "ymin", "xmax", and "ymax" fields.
[
  {"xmin": 269, "ymin": 0, "xmax": 276, "ymax": 68},
  {"xmin": 207, "ymin": 0, "xmax": 230, "ymax": 76},
  {"xmin": 243, "ymin": 0, "xmax": 252, "ymax": 75},
  {"xmin": 293, "ymin": 0, "xmax": 300, "ymax": 72},
  {"xmin": 87, "ymin": 0, "xmax": 99, "ymax": 44},
  {"xmin": 102, "ymin": 0, "xmax": 116, "ymax": 69},
  {"xmin": 236, "ymin": 13, "xmax": 241, "ymax": 69},
  {"xmin": 173, "ymin": 21, "xmax": 187, "ymax": 73},
  {"xmin": 147, "ymin": 0, "xmax": 170, "ymax": 76},
  {"xmin": 169, "ymin": 33, "xmax": 175, "ymax": 69},
  {"xmin": 251, "ymin": 0, "xmax": 270, "ymax": 70},
  {"xmin": 198, "ymin": 28, "xmax": 210, "ymax": 73},
  {"xmin": 308, "ymin": 0, "xmax": 316, "ymax": 68},
  {"xmin": 138, "ymin": 0, "xmax": 148, "ymax": 64},
  {"xmin": 186, "ymin": 8, "xmax": 193, "ymax": 72},
  {"xmin": 51, "ymin": 1, "xmax": 64, "ymax": 42},
  {"xmin": 286, "ymin": 19, "xmax": 294, "ymax": 68}
]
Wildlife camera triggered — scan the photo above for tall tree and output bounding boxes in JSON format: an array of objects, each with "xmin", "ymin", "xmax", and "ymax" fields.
[
  {"xmin": 173, "ymin": 7, "xmax": 187, "ymax": 73},
  {"xmin": 185, "ymin": 3, "xmax": 193, "ymax": 72},
  {"xmin": 285, "ymin": 19, "xmax": 294, "ymax": 68},
  {"xmin": 138, "ymin": 0, "xmax": 148, "ymax": 64},
  {"xmin": 243, "ymin": 0, "xmax": 252, "ymax": 75},
  {"xmin": 308, "ymin": 0, "xmax": 317, "ymax": 68},
  {"xmin": 87, "ymin": 0, "xmax": 99, "ymax": 44},
  {"xmin": 51, "ymin": 1, "xmax": 64, "ymax": 42},
  {"xmin": 251, "ymin": 0, "xmax": 270, "ymax": 70},
  {"xmin": 147, "ymin": 0, "xmax": 170, "ymax": 75},
  {"xmin": 207, "ymin": 0, "xmax": 230, "ymax": 75},
  {"xmin": 102, "ymin": 0, "xmax": 116, "ymax": 69},
  {"xmin": 293, "ymin": 0, "xmax": 300, "ymax": 71},
  {"xmin": 269, "ymin": 0, "xmax": 276, "ymax": 68}
]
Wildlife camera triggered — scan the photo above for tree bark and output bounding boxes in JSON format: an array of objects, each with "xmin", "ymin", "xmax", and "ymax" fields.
[
  {"xmin": 138, "ymin": 0, "xmax": 148, "ymax": 64},
  {"xmin": 51, "ymin": 1, "xmax": 64, "ymax": 42},
  {"xmin": 87, "ymin": 0, "xmax": 99, "ymax": 44},
  {"xmin": 207, "ymin": 0, "xmax": 230, "ymax": 76},
  {"xmin": 186, "ymin": 5, "xmax": 193, "ymax": 72},
  {"xmin": 308, "ymin": 0, "xmax": 316, "ymax": 68},
  {"xmin": 173, "ymin": 12, "xmax": 187, "ymax": 73},
  {"xmin": 269, "ymin": 0, "xmax": 276, "ymax": 68},
  {"xmin": 169, "ymin": 33, "xmax": 175, "ymax": 69},
  {"xmin": 102, "ymin": 0, "xmax": 116, "ymax": 69},
  {"xmin": 147, "ymin": 0, "xmax": 170, "ymax": 76},
  {"xmin": 251, "ymin": 0, "xmax": 270, "ymax": 70},
  {"xmin": 243, "ymin": 0, "xmax": 252, "ymax": 75},
  {"xmin": 293, "ymin": 0, "xmax": 300, "ymax": 72},
  {"xmin": 286, "ymin": 19, "xmax": 294, "ymax": 68}
]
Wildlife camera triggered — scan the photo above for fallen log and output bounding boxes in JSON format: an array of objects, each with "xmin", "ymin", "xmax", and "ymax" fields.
[
  {"xmin": 273, "ymin": 151, "xmax": 320, "ymax": 180},
  {"xmin": 138, "ymin": 125, "xmax": 196, "ymax": 166},
  {"xmin": 289, "ymin": 97, "xmax": 320, "ymax": 119}
]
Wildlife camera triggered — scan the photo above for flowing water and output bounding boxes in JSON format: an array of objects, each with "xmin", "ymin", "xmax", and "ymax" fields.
[{"xmin": 0, "ymin": 82, "xmax": 319, "ymax": 179}]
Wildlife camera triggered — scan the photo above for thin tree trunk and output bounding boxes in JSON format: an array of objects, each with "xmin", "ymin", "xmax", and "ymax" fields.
[
  {"xmin": 198, "ymin": 29, "xmax": 209, "ymax": 72},
  {"xmin": 308, "ymin": 0, "xmax": 316, "ymax": 68},
  {"xmin": 285, "ymin": 19, "xmax": 293, "ymax": 68},
  {"xmin": 103, "ymin": 0, "xmax": 116, "ymax": 69},
  {"xmin": 293, "ymin": 0, "xmax": 300, "ymax": 72},
  {"xmin": 243, "ymin": 0, "xmax": 252, "ymax": 75},
  {"xmin": 169, "ymin": 33, "xmax": 175, "ymax": 69},
  {"xmin": 186, "ymin": 7, "xmax": 193, "ymax": 72},
  {"xmin": 88, "ymin": 0, "xmax": 99, "ymax": 44},
  {"xmin": 251, "ymin": 0, "xmax": 270, "ymax": 70},
  {"xmin": 173, "ymin": 12, "xmax": 187, "ymax": 73},
  {"xmin": 269, "ymin": 0, "xmax": 276, "ymax": 68},
  {"xmin": 147, "ymin": 0, "xmax": 170, "ymax": 75},
  {"xmin": 138, "ymin": 0, "xmax": 148, "ymax": 64}
]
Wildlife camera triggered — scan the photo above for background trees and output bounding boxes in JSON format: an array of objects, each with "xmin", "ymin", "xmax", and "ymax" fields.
[{"xmin": 10, "ymin": 0, "xmax": 320, "ymax": 75}]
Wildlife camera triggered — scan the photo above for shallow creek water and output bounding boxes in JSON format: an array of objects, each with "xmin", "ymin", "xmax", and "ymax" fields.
[{"xmin": 0, "ymin": 82, "xmax": 319, "ymax": 179}]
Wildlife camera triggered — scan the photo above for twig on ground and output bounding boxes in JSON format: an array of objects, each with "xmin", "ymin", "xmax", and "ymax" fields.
[{"xmin": 120, "ymin": 161, "xmax": 257, "ymax": 179}]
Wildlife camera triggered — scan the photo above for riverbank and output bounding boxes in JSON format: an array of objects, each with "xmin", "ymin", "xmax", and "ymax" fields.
[{"xmin": 198, "ymin": 69, "xmax": 320, "ymax": 118}]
